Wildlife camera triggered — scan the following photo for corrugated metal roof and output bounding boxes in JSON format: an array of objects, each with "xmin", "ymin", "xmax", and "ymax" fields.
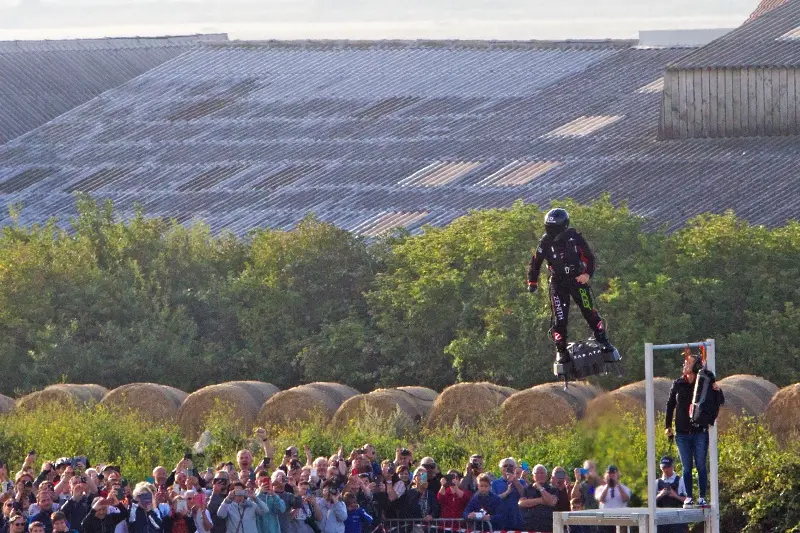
[
  {"xmin": 0, "ymin": 34, "xmax": 229, "ymax": 143},
  {"xmin": 669, "ymin": 0, "xmax": 800, "ymax": 68},
  {"xmin": 0, "ymin": 42, "xmax": 797, "ymax": 234}
]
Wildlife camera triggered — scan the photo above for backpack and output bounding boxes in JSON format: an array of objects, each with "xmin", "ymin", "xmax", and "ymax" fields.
[{"xmin": 690, "ymin": 365, "xmax": 721, "ymax": 427}]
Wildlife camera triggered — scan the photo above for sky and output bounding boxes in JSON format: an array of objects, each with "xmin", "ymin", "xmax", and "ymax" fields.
[{"xmin": 0, "ymin": 0, "xmax": 760, "ymax": 41}]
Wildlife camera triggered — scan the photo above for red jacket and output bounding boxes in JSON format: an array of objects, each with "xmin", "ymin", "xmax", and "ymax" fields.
[{"xmin": 436, "ymin": 488, "xmax": 472, "ymax": 519}]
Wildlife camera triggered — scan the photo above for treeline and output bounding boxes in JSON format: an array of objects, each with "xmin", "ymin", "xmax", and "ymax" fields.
[{"xmin": 1, "ymin": 195, "xmax": 798, "ymax": 397}]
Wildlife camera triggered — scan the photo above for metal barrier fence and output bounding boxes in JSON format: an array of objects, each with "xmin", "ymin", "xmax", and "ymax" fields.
[
  {"xmin": 379, "ymin": 519, "xmax": 532, "ymax": 533},
  {"xmin": 380, "ymin": 518, "xmax": 642, "ymax": 533}
]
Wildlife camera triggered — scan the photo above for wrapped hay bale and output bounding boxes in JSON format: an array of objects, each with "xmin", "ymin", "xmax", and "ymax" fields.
[
  {"xmin": 100, "ymin": 383, "xmax": 188, "ymax": 423},
  {"xmin": 500, "ymin": 382, "xmax": 603, "ymax": 433},
  {"xmin": 177, "ymin": 381, "xmax": 279, "ymax": 440},
  {"xmin": 331, "ymin": 387, "xmax": 438, "ymax": 427},
  {"xmin": 16, "ymin": 384, "xmax": 109, "ymax": 411},
  {"xmin": 583, "ymin": 378, "xmax": 673, "ymax": 426},
  {"xmin": 257, "ymin": 382, "xmax": 359, "ymax": 427},
  {"xmin": 395, "ymin": 386, "xmax": 439, "ymax": 405},
  {"xmin": 425, "ymin": 382, "xmax": 517, "ymax": 429},
  {"xmin": 765, "ymin": 384, "xmax": 800, "ymax": 445},
  {"xmin": 718, "ymin": 375, "xmax": 778, "ymax": 406},
  {"xmin": 715, "ymin": 383, "xmax": 768, "ymax": 432},
  {"xmin": 0, "ymin": 393, "xmax": 14, "ymax": 414}
]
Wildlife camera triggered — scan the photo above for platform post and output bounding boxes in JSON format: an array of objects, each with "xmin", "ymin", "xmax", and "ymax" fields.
[
  {"xmin": 706, "ymin": 338, "xmax": 720, "ymax": 533},
  {"xmin": 645, "ymin": 343, "xmax": 656, "ymax": 533}
]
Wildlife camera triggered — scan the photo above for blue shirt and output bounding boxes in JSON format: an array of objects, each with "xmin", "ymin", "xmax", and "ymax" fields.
[
  {"xmin": 344, "ymin": 507, "xmax": 373, "ymax": 533},
  {"xmin": 490, "ymin": 478, "xmax": 527, "ymax": 530}
]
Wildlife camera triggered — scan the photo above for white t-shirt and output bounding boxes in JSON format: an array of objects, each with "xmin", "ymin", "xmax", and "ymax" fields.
[
  {"xmin": 597, "ymin": 483, "xmax": 631, "ymax": 509},
  {"xmin": 193, "ymin": 509, "xmax": 213, "ymax": 533}
]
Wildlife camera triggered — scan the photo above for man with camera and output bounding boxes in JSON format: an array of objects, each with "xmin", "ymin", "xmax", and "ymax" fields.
[
  {"xmin": 217, "ymin": 481, "xmax": 264, "ymax": 533},
  {"xmin": 436, "ymin": 470, "xmax": 470, "ymax": 521},
  {"xmin": 316, "ymin": 482, "xmax": 346, "ymax": 533},
  {"xmin": 459, "ymin": 455, "xmax": 484, "ymax": 494},
  {"xmin": 491, "ymin": 459, "xmax": 525, "ymax": 531},
  {"xmin": 596, "ymin": 466, "xmax": 630, "ymax": 511}
]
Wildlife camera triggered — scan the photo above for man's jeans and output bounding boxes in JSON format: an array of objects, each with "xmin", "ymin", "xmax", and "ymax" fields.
[{"xmin": 676, "ymin": 432, "xmax": 709, "ymax": 499}]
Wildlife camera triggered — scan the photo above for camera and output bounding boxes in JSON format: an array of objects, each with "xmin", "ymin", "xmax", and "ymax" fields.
[
  {"xmin": 444, "ymin": 474, "xmax": 454, "ymax": 487},
  {"xmin": 400, "ymin": 449, "xmax": 411, "ymax": 457},
  {"xmin": 290, "ymin": 459, "xmax": 301, "ymax": 470},
  {"xmin": 284, "ymin": 448, "xmax": 294, "ymax": 457},
  {"xmin": 471, "ymin": 461, "xmax": 480, "ymax": 471},
  {"xmin": 504, "ymin": 465, "xmax": 515, "ymax": 473},
  {"xmin": 24, "ymin": 480, "xmax": 33, "ymax": 489},
  {"xmin": 473, "ymin": 512, "xmax": 484, "ymax": 520}
]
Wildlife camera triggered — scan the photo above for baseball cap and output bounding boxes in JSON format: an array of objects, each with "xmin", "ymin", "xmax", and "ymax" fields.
[
  {"xmin": 606, "ymin": 465, "xmax": 619, "ymax": 473},
  {"xmin": 553, "ymin": 470, "xmax": 567, "ymax": 480},
  {"xmin": 660, "ymin": 456, "xmax": 674, "ymax": 467}
]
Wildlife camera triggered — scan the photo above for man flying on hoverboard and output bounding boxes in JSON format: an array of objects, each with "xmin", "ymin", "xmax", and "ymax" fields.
[{"xmin": 527, "ymin": 208, "xmax": 617, "ymax": 367}]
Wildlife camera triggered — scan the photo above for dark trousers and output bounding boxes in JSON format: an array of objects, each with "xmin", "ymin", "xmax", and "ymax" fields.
[
  {"xmin": 676, "ymin": 432, "xmax": 709, "ymax": 499},
  {"xmin": 549, "ymin": 280, "xmax": 606, "ymax": 351}
]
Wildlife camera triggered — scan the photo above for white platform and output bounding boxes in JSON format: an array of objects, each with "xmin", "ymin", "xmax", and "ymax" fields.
[{"xmin": 553, "ymin": 507, "xmax": 712, "ymax": 531}]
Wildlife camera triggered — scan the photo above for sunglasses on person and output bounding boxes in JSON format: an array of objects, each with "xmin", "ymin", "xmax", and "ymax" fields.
[
  {"xmin": 213, "ymin": 479, "xmax": 228, "ymax": 484},
  {"xmin": 3, "ymin": 502, "xmax": 14, "ymax": 508},
  {"xmin": 13, "ymin": 522, "xmax": 26, "ymax": 527}
]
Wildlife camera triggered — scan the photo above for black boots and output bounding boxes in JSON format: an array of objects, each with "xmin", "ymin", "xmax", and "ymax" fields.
[{"xmin": 556, "ymin": 347, "xmax": 571, "ymax": 364}]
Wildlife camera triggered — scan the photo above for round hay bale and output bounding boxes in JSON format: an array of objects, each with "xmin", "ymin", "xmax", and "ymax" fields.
[
  {"xmin": 331, "ymin": 388, "xmax": 435, "ymax": 427},
  {"xmin": 395, "ymin": 386, "xmax": 439, "ymax": 403},
  {"xmin": 16, "ymin": 384, "xmax": 109, "ymax": 411},
  {"xmin": 718, "ymin": 375, "xmax": 778, "ymax": 406},
  {"xmin": 226, "ymin": 381, "xmax": 280, "ymax": 406},
  {"xmin": 395, "ymin": 386, "xmax": 438, "ymax": 417},
  {"xmin": 257, "ymin": 382, "xmax": 359, "ymax": 427},
  {"xmin": 500, "ymin": 382, "xmax": 604, "ymax": 433},
  {"xmin": 425, "ymin": 382, "xmax": 518, "ymax": 429},
  {"xmin": 715, "ymin": 383, "xmax": 768, "ymax": 432},
  {"xmin": 177, "ymin": 382, "xmax": 277, "ymax": 440},
  {"xmin": 0, "ymin": 393, "xmax": 15, "ymax": 414},
  {"xmin": 765, "ymin": 384, "xmax": 800, "ymax": 444},
  {"xmin": 100, "ymin": 383, "xmax": 188, "ymax": 423},
  {"xmin": 583, "ymin": 378, "xmax": 673, "ymax": 426}
]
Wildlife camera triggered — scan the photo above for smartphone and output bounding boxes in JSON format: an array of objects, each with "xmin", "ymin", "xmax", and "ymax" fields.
[
  {"xmin": 175, "ymin": 499, "xmax": 188, "ymax": 514},
  {"xmin": 194, "ymin": 493, "xmax": 206, "ymax": 509},
  {"xmin": 419, "ymin": 471, "xmax": 427, "ymax": 483},
  {"xmin": 116, "ymin": 488, "xmax": 124, "ymax": 500}
]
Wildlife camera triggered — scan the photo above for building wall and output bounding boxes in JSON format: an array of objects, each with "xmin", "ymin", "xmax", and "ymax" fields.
[{"xmin": 659, "ymin": 67, "xmax": 800, "ymax": 139}]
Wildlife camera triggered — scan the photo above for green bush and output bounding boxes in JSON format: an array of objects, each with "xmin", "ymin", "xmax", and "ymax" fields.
[{"xmin": 2, "ymin": 197, "xmax": 799, "ymax": 396}]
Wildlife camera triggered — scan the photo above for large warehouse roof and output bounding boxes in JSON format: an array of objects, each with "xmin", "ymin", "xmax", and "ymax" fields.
[
  {"xmin": 0, "ymin": 39, "xmax": 798, "ymax": 235},
  {"xmin": 0, "ymin": 34, "xmax": 228, "ymax": 143},
  {"xmin": 669, "ymin": 0, "xmax": 800, "ymax": 68}
]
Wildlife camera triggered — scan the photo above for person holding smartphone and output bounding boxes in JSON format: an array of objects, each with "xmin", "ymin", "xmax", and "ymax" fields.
[
  {"xmin": 252, "ymin": 472, "xmax": 284, "ymax": 533},
  {"xmin": 491, "ymin": 458, "xmax": 526, "ymax": 531},
  {"xmin": 436, "ymin": 470, "xmax": 470, "ymax": 521}
]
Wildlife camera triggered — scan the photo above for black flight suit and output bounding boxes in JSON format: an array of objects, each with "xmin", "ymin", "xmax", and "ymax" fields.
[{"xmin": 527, "ymin": 228, "xmax": 609, "ymax": 354}]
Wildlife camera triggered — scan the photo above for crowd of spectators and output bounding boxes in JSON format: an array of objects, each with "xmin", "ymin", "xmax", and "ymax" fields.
[{"xmin": 0, "ymin": 431, "xmax": 641, "ymax": 533}]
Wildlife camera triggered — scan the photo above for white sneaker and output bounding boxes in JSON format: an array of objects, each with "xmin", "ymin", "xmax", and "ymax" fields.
[
  {"xmin": 683, "ymin": 498, "xmax": 694, "ymax": 508},
  {"xmin": 697, "ymin": 497, "xmax": 708, "ymax": 507}
]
